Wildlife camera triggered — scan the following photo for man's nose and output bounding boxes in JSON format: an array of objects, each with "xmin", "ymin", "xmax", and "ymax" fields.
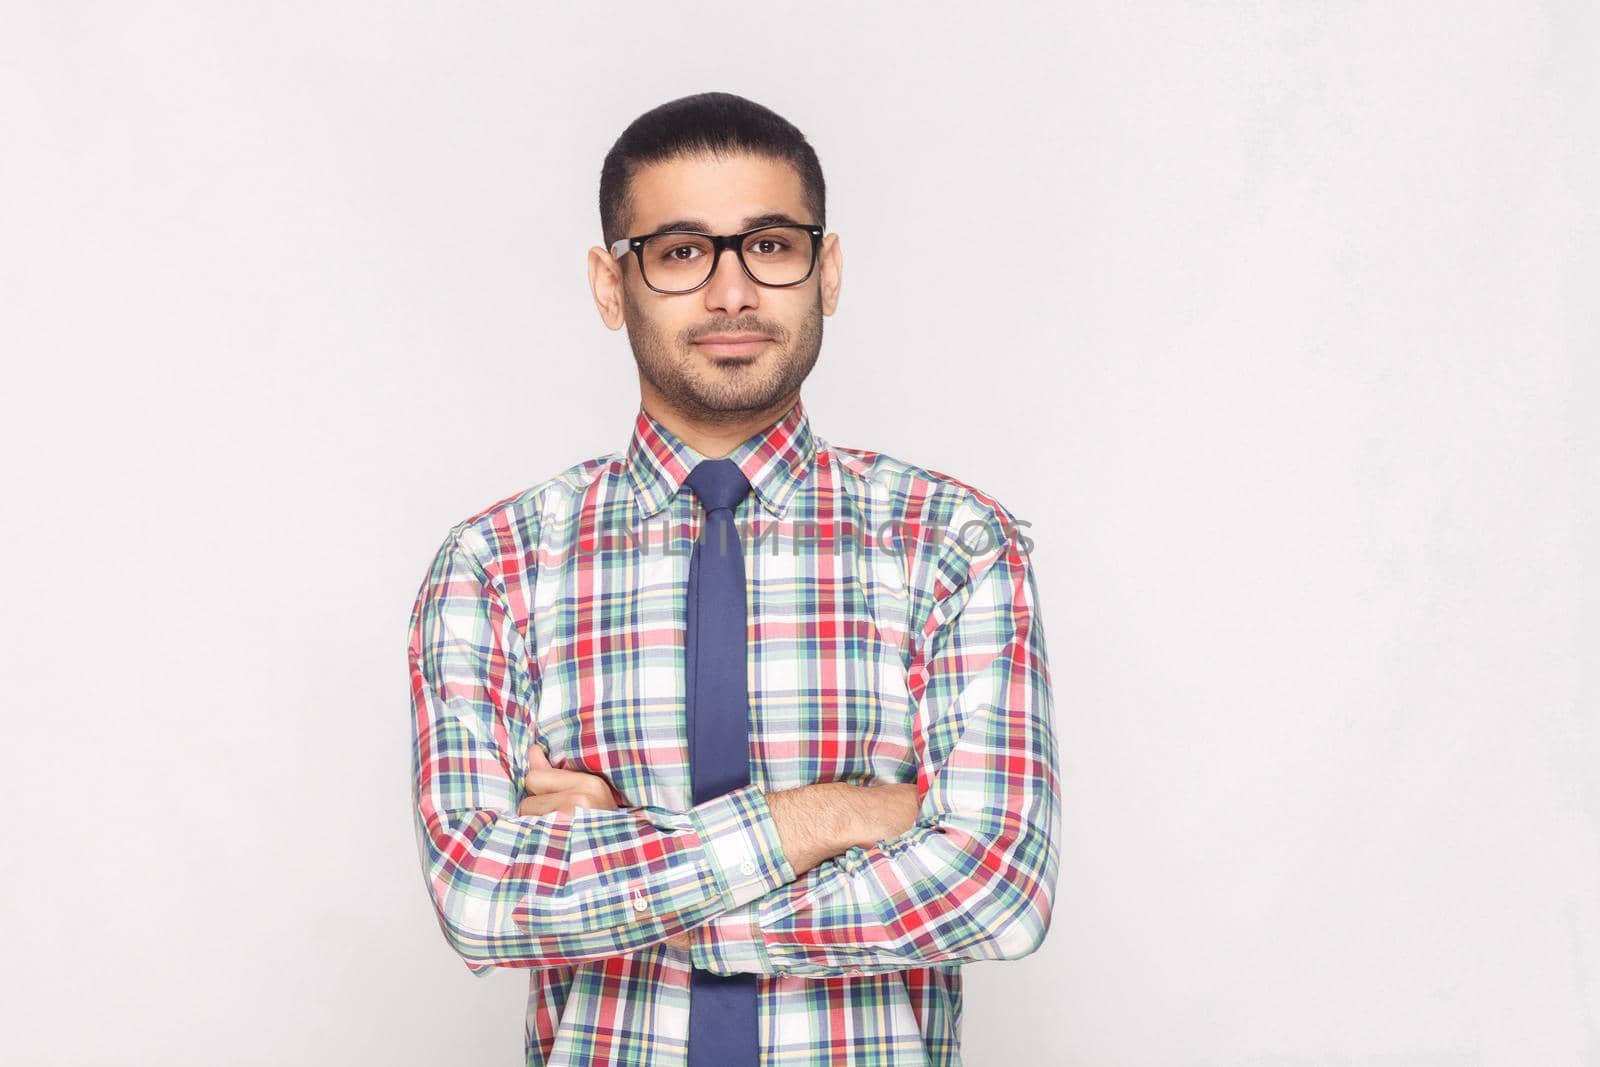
[{"xmin": 702, "ymin": 246, "xmax": 759, "ymax": 315}]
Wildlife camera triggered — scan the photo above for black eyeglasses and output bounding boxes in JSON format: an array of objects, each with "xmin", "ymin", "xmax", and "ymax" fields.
[{"xmin": 610, "ymin": 224, "xmax": 824, "ymax": 295}]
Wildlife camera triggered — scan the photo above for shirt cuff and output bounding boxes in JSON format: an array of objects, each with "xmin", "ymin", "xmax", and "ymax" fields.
[
  {"xmin": 689, "ymin": 900, "xmax": 771, "ymax": 974},
  {"xmin": 688, "ymin": 783, "xmax": 796, "ymax": 908}
]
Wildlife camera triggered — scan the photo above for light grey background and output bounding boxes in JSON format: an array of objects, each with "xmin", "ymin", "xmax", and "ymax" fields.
[{"xmin": 2, "ymin": 3, "xmax": 1595, "ymax": 1064}]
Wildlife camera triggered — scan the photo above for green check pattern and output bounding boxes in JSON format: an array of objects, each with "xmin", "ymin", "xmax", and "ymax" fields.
[{"xmin": 408, "ymin": 396, "xmax": 1061, "ymax": 1066}]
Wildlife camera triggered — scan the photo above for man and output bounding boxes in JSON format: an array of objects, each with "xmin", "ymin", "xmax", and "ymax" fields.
[{"xmin": 408, "ymin": 91, "xmax": 1061, "ymax": 1067}]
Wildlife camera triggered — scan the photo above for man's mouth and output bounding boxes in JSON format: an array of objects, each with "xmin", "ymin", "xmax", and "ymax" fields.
[{"xmin": 693, "ymin": 334, "xmax": 771, "ymax": 357}]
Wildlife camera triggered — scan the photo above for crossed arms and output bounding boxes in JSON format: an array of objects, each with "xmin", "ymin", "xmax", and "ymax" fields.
[{"xmin": 407, "ymin": 506, "xmax": 1061, "ymax": 978}]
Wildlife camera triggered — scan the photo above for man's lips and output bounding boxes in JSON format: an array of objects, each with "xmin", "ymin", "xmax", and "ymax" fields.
[{"xmin": 693, "ymin": 336, "xmax": 771, "ymax": 357}]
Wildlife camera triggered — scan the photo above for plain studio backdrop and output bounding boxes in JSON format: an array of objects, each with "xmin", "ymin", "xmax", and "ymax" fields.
[{"xmin": 1, "ymin": 3, "xmax": 1595, "ymax": 1065}]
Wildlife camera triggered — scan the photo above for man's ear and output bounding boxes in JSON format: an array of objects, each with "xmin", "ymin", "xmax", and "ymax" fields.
[
  {"xmin": 589, "ymin": 245, "xmax": 627, "ymax": 330},
  {"xmin": 818, "ymin": 233, "xmax": 842, "ymax": 316}
]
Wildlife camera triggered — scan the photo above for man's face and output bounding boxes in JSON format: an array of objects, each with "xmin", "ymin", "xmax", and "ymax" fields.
[{"xmin": 597, "ymin": 152, "xmax": 840, "ymax": 425}]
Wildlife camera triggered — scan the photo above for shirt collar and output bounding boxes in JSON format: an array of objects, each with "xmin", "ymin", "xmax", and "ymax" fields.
[{"xmin": 625, "ymin": 395, "xmax": 816, "ymax": 520}]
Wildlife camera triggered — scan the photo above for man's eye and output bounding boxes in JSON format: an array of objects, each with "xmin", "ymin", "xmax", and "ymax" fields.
[{"xmin": 662, "ymin": 244, "xmax": 702, "ymax": 261}]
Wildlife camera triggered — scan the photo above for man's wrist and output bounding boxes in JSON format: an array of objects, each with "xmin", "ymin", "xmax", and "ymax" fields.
[
  {"xmin": 689, "ymin": 783, "xmax": 796, "ymax": 907},
  {"xmin": 766, "ymin": 782, "xmax": 861, "ymax": 874}
]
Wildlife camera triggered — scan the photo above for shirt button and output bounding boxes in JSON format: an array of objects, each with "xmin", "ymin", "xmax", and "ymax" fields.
[
  {"xmin": 739, "ymin": 860, "xmax": 757, "ymax": 876},
  {"xmin": 632, "ymin": 894, "xmax": 648, "ymax": 912}
]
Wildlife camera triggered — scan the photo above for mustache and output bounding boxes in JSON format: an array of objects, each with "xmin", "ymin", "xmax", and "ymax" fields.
[{"xmin": 687, "ymin": 324, "xmax": 784, "ymax": 343}]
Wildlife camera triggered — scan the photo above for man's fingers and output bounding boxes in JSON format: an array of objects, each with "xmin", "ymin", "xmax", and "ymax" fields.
[
  {"xmin": 518, "ymin": 790, "xmax": 585, "ymax": 817},
  {"xmin": 522, "ymin": 744, "xmax": 550, "ymax": 794},
  {"xmin": 520, "ymin": 746, "xmax": 621, "ymax": 810},
  {"xmin": 517, "ymin": 782, "xmax": 620, "ymax": 816},
  {"xmin": 523, "ymin": 765, "xmax": 620, "ymax": 809},
  {"xmin": 523, "ymin": 764, "xmax": 602, "ymax": 794},
  {"xmin": 522, "ymin": 744, "xmax": 580, "ymax": 792}
]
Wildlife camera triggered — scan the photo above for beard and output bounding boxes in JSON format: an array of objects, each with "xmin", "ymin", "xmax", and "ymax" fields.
[{"xmin": 621, "ymin": 290, "xmax": 823, "ymax": 425}]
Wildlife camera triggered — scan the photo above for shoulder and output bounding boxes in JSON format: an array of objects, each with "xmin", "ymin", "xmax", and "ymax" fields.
[
  {"xmin": 825, "ymin": 440, "xmax": 1025, "ymax": 550},
  {"xmin": 822, "ymin": 439, "xmax": 1032, "ymax": 607},
  {"xmin": 440, "ymin": 451, "xmax": 620, "ymax": 571}
]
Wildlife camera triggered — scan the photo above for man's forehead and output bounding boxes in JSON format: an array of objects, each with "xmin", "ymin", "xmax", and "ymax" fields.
[{"xmin": 628, "ymin": 153, "xmax": 810, "ymax": 232}]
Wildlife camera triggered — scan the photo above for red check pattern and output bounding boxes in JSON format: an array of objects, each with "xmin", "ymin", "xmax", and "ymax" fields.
[{"xmin": 408, "ymin": 395, "xmax": 1061, "ymax": 1066}]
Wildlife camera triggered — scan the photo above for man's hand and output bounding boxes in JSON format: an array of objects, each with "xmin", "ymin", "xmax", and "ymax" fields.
[{"xmin": 518, "ymin": 743, "xmax": 620, "ymax": 816}]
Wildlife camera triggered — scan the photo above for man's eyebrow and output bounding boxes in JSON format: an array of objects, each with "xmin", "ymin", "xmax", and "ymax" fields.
[{"xmin": 643, "ymin": 212, "xmax": 809, "ymax": 236}]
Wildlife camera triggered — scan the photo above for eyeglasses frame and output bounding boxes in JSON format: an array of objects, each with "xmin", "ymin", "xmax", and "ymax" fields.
[{"xmin": 609, "ymin": 224, "xmax": 826, "ymax": 295}]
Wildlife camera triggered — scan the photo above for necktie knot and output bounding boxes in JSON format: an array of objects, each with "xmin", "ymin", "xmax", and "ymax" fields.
[{"xmin": 684, "ymin": 457, "xmax": 752, "ymax": 514}]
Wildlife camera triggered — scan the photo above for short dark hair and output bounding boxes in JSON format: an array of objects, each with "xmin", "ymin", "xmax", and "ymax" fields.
[{"xmin": 598, "ymin": 92, "xmax": 826, "ymax": 249}]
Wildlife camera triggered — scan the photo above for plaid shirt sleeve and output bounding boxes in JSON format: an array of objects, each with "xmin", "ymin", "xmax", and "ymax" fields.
[
  {"xmin": 688, "ymin": 507, "xmax": 1061, "ymax": 977},
  {"xmin": 409, "ymin": 528, "xmax": 797, "ymax": 974}
]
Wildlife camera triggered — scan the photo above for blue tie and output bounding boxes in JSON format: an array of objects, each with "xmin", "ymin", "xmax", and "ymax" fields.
[{"xmin": 682, "ymin": 457, "xmax": 759, "ymax": 1067}]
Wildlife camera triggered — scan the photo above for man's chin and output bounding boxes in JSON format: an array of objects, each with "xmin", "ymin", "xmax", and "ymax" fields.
[{"xmin": 679, "ymin": 382, "xmax": 790, "ymax": 416}]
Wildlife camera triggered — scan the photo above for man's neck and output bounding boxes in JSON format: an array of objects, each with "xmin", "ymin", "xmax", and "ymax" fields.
[{"xmin": 640, "ymin": 390, "xmax": 799, "ymax": 460}]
